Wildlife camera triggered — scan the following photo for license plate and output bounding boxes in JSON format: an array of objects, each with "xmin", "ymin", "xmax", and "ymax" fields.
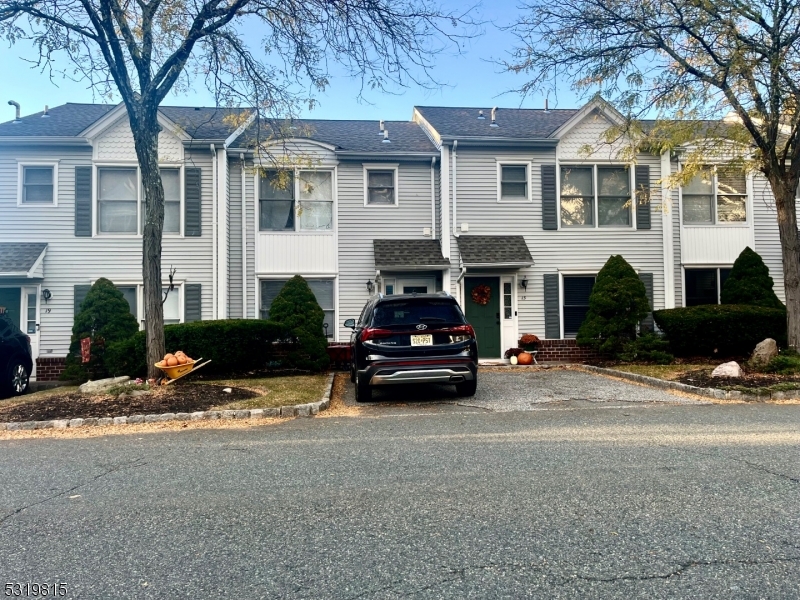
[{"xmin": 410, "ymin": 334, "xmax": 433, "ymax": 346}]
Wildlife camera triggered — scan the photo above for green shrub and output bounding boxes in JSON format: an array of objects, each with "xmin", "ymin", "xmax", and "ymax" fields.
[
  {"xmin": 618, "ymin": 333, "xmax": 674, "ymax": 364},
  {"xmin": 721, "ymin": 246, "xmax": 784, "ymax": 308},
  {"xmin": 268, "ymin": 275, "xmax": 330, "ymax": 372},
  {"xmin": 106, "ymin": 319, "xmax": 285, "ymax": 378},
  {"xmin": 763, "ymin": 352, "xmax": 800, "ymax": 375},
  {"xmin": 653, "ymin": 304, "xmax": 786, "ymax": 356},
  {"xmin": 62, "ymin": 278, "xmax": 140, "ymax": 382},
  {"xmin": 577, "ymin": 255, "xmax": 651, "ymax": 356}
]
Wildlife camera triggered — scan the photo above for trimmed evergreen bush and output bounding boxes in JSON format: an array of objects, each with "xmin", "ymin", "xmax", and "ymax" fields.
[
  {"xmin": 721, "ymin": 246, "xmax": 784, "ymax": 308},
  {"xmin": 268, "ymin": 275, "xmax": 330, "ymax": 371},
  {"xmin": 654, "ymin": 304, "xmax": 786, "ymax": 356},
  {"xmin": 62, "ymin": 278, "xmax": 140, "ymax": 382},
  {"xmin": 106, "ymin": 319, "xmax": 285, "ymax": 378},
  {"xmin": 577, "ymin": 255, "xmax": 651, "ymax": 356},
  {"xmin": 618, "ymin": 333, "xmax": 674, "ymax": 364}
]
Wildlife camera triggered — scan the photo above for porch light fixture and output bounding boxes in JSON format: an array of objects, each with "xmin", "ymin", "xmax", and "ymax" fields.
[
  {"xmin": 41, "ymin": 289, "xmax": 52, "ymax": 303},
  {"xmin": 366, "ymin": 280, "xmax": 375, "ymax": 294},
  {"xmin": 519, "ymin": 277, "xmax": 528, "ymax": 291}
]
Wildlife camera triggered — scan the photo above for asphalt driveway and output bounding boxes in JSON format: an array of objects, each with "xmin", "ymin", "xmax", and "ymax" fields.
[{"xmin": 1, "ymin": 387, "xmax": 798, "ymax": 598}]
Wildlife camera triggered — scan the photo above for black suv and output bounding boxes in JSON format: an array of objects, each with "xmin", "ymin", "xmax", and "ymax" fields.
[
  {"xmin": 0, "ymin": 308, "xmax": 33, "ymax": 398},
  {"xmin": 344, "ymin": 293, "xmax": 478, "ymax": 402}
]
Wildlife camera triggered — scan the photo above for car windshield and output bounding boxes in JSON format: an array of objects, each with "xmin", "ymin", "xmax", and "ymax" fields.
[{"xmin": 372, "ymin": 300, "xmax": 465, "ymax": 327}]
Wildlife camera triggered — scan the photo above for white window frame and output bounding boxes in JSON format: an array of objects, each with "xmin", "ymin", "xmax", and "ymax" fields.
[
  {"xmin": 363, "ymin": 163, "xmax": 399, "ymax": 208},
  {"xmin": 681, "ymin": 266, "xmax": 733, "ymax": 306},
  {"xmin": 257, "ymin": 275, "xmax": 337, "ymax": 339},
  {"xmin": 558, "ymin": 271, "xmax": 599, "ymax": 339},
  {"xmin": 94, "ymin": 163, "xmax": 185, "ymax": 237},
  {"xmin": 679, "ymin": 165, "xmax": 751, "ymax": 227},
  {"xmin": 496, "ymin": 160, "xmax": 532, "ymax": 203},
  {"xmin": 257, "ymin": 167, "xmax": 336, "ymax": 233},
  {"xmin": 557, "ymin": 163, "xmax": 636, "ymax": 230},
  {"xmin": 17, "ymin": 162, "xmax": 59, "ymax": 206}
]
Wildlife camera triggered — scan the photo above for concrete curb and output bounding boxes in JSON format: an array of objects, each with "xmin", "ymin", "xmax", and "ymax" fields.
[
  {"xmin": 579, "ymin": 364, "xmax": 794, "ymax": 402},
  {"xmin": 0, "ymin": 372, "xmax": 337, "ymax": 432}
]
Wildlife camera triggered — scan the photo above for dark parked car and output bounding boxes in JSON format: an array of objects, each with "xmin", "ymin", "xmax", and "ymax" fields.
[
  {"xmin": 344, "ymin": 293, "xmax": 478, "ymax": 402},
  {"xmin": 0, "ymin": 308, "xmax": 33, "ymax": 398}
]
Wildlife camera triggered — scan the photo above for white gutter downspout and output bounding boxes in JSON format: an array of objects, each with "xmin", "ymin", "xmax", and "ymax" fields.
[
  {"xmin": 240, "ymin": 153, "xmax": 247, "ymax": 318},
  {"xmin": 661, "ymin": 151, "xmax": 676, "ymax": 308},
  {"xmin": 210, "ymin": 144, "xmax": 217, "ymax": 319},
  {"xmin": 430, "ymin": 156, "xmax": 437, "ymax": 239},
  {"xmin": 451, "ymin": 140, "xmax": 459, "ymax": 239}
]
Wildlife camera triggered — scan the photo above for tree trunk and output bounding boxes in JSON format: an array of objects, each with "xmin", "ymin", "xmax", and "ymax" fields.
[
  {"xmin": 130, "ymin": 105, "xmax": 166, "ymax": 380},
  {"xmin": 770, "ymin": 176, "xmax": 800, "ymax": 349}
]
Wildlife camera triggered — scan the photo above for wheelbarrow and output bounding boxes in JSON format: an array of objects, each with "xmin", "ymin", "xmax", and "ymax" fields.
[{"xmin": 154, "ymin": 357, "xmax": 212, "ymax": 385}]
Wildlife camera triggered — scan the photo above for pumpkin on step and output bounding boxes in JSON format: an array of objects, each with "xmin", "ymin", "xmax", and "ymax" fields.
[{"xmin": 517, "ymin": 352, "xmax": 533, "ymax": 365}]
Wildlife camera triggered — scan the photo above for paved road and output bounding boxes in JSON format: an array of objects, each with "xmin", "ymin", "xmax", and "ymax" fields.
[{"xmin": 1, "ymin": 388, "xmax": 799, "ymax": 598}]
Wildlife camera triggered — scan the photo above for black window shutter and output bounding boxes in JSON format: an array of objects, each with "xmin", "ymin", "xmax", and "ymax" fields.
[
  {"xmin": 184, "ymin": 284, "xmax": 202, "ymax": 322},
  {"xmin": 541, "ymin": 164, "xmax": 557, "ymax": 230},
  {"xmin": 639, "ymin": 272, "xmax": 654, "ymax": 332},
  {"xmin": 185, "ymin": 168, "xmax": 202, "ymax": 237},
  {"xmin": 74, "ymin": 167, "xmax": 92, "ymax": 237},
  {"xmin": 74, "ymin": 284, "xmax": 91, "ymax": 317},
  {"xmin": 544, "ymin": 273, "xmax": 560, "ymax": 339},
  {"xmin": 635, "ymin": 165, "xmax": 651, "ymax": 230}
]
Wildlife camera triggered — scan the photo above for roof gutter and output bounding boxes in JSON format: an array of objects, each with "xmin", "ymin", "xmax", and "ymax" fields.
[
  {"xmin": 462, "ymin": 261, "xmax": 534, "ymax": 269},
  {"xmin": 0, "ymin": 137, "xmax": 91, "ymax": 146},
  {"xmin": 440, "ymin": 136, "xmax": 558, "ymax": 147},
  {"xmin": 375, "ymin": 264, "xmax": 451, "ymax": 271},
  {"xmin": 334, "ymin": 151, "xmax": 439, "ymax": 161}
]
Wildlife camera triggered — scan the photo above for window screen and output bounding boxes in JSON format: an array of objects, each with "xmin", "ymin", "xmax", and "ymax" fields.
[
  {"xmin": 563, "ymin": 276, "xmax": 595, "ymax": 337},
  {"xmin": 99, "ymin": 168, "xmax": 138, "ymax": 233},
  {"xmin": 560, "ymin": 167, "xmax": 594, "ymax": 226},
  {"xmin": 500, "ymin": 165, "xmax": 527, "ymax": 199},
  {"xmin": 22, "ymin": 166, "xmax": 54, "ymax": 203},
  {"xmin": 597, "ymin": 167, "xmax": 630, "ymax": 226},
  {"xmin": 298, "ymin": 171, "xmax": 333, "ymax": 230},
  {"xmin": 366, "ymin": 170, "xmax": 395, "ymax": 205},
  {"xmin": 161, "ymin": 168, "xmax": 181, "ymax": 233},
  {"xmin": 260, "ymin": 171, "xmax": 294, "ymax": 230}
]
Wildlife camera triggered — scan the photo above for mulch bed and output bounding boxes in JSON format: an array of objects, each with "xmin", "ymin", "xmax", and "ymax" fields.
[
  {"xmin": 0, "ymin": 384, "xmax": 259, "ymax": 423},
  {"xmin": 677, "ymin": 369, "xmax": 800, "ymax": 390}
]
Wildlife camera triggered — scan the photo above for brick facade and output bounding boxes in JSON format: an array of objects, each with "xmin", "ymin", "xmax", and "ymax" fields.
[
  {"xmin": 535, "ymin": 339, "xmax": 600, "ymax": 363},
  {"xmin": 35, "ymin": 357, "xmax": 67, "ymax": 381}
]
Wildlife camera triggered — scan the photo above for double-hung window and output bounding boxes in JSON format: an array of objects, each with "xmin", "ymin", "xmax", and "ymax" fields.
[
  {"xmin": 20, "ymin": 165, "xmax": 55, "ymax": 204},
  {"xmin": 260, "ymin": 170, "xmax": 334, "ymax": 230},
  {"xmin": 499, "ymin": 164, "xmax": 528, "ymax": 201},
  {"xmin": 560, "ymin": 165, "xmax": 632, "ymax": 227},
  {"xmin": 161, "ymin": 168, "xmax": 181, "ymax": 234},
  {"xmin": 365, "ymin": 167, "xmax": 397, "ymax": 206},
  {"xmin": 562, "ymin": 275, "xmax": 596, "ymax": 337},
  {"xmin": 260, "ymin": 279, "xmax": 335, "ymax": 338},
  {"xmin": 684, "ymin": 268, "xmax": 732, "ymax": 306},
  {"xmin": 99, "ymin": 167, "xmax": 138, "ymax": 234},
  {"xmin": 682, "ymin": 167, "xmax": 747, "ymax": 224}
]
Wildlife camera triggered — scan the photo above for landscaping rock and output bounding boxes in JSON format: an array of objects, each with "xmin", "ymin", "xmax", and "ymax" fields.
[
  {"xmin": 127, "ymin": 415, "xmax": 144, "ymax": 424},
  {"xmin": 159, "ymin": 413, "xmax": 176, "ymax": 422},
  {"xmin": 68, "ymin": 418, "xmax": 85, "ymax": 428},
  {"xmin": 144, "ymin": 414, "xmax": 160, "ymax": 423},
  {"xmin": 97, "ymin": 418, "xmax": 113, "ymax": 427},
  {"xmin": 129, "ymin": 390, "xmax": 151, "ymax": 398},
  {"xmin": 79, "ymin": 376, "xmax": 130, "ymax": 394},
  {"xmin": 35, "ymin": 421, "xmax": 53, "ymax": 429},
  {"xmin": 250, "ymin": 409, "xmax": 264, "ymax": 418},
  {"xmin": 82, "ymin": 418, "xmax": 98, "ymax": 427},
  {"xmin": 310, "ymin": 403, "xmax": 320, "ymax": 415},
  {"xmin": 20, "ymin": 421, "xmax": 37, "ymax": 430},
  {"xmin": 750, "ymin": 338, "xmax": 778, "ymax": 366},
  {"xmin": 233, "ymin": 410, "xmax": 250, "ymax": 419},
  {"xmin": 711, "ymin": 361, "xmax": 743, "ymax": 378},
  {"xmin": 113, "ymin": 416, "xmax": 127, "ymax": 425},
  {"xmin": 0, "ymin": 423, "xmax": 6, "ymax": 431},
  {"xmin": 222, "ymin": 387, "xmax": 232, "ymax": 393},
  {"xmin": 221, "ymin": 410, "xmax": 236, "ymax": 419},
  {"xmin": 204, "ymin": 411, "xmax": 221, "ymax": 420},
  {"xmin": 296, "ymin": 404, "xmax": 311, "ymax": 417},
  {"xmin": 190, "ymin": 412, "xmax": 205, "ymax": 420},
  {"xmin": 263, "ymin": 408, "xmax": 279, "ymax": 418},
  {"xmin": 175, "ymin": 413, "xmax": 191, "ymax": 421},
  {"xmin": 52, "ymin": 420, "xmax": 69, "ymax": 429},
  {"xmin": 6, "ymin": 422, "xmax": 21, "ymax": 431},
  {"xmin": 280, "ymin": 405, "xmax": 297, "ymax": 417}
]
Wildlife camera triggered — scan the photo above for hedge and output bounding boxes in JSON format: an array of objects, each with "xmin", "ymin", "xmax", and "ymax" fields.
[
  {"xmin": 105, "ymin": 319, "xmax": 286, "ymax": 378},
  {"xmin": 653, "ymin": 304, "xmax": 786, "ymax": 356}
]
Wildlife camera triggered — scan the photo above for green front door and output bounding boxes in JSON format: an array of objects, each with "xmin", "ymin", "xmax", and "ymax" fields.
[
  {"xmin": 464, "ymin": 277, "xmax": 501, "ymax": 358},
  {"xmin": 0, "ymin": 288, "xmax": 21, "ymax": 330}
]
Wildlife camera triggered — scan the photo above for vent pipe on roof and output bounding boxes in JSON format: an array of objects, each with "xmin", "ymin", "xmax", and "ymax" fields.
[
  {"xmin": 490, "ymin": 106, "xmax": 498, "ymax": 127},
  {"xmin": 478, "ymin": 110, "xmax": 485, "ymax": 120},
  {"xmin": 8, "ymin": 100, "xmax": 21, "ymax": 123},
  {"xmin": 544, "ymin": 98, "xmax": 549, "ymax": 112},
  {"xmin": 379, "ymin": 119, "xmax": 385, "ymax": 135},
  {"xmin": 382, "ymin": 129, "xmax": 391, "ymax": 143},
  {"xmin": 42, "ymin": 105, "xmax": 50, "ymax": 118}
]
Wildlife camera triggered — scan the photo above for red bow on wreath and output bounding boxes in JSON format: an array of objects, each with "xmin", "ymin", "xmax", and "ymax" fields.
[{"xmin": 471, "ymin": 284, "xmax": 491, "ymax": 305}]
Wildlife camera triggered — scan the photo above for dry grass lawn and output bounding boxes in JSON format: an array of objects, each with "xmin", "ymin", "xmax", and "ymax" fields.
[
  {"xmin": 199, "ymin": 374, "xmax": 330, "ymax": 409},
  {"xmin": 610, "ymin": 364, "xmax": 712, "ymax": 380}
]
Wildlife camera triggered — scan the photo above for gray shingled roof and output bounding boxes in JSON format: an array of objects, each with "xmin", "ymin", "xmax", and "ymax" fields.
[
  {"xmin": 414, "ymin": 106, "xmax": 579, "ymax": 139},
  {"xmin": 456, "ymin": 236, "xmax": 533, "ymax": 266},
  {"xmin": 373, "ymin": 239, "xmax": 449, "ymax": 268},
  {"xmin": 0, "ymin": 243, "xmax": 47, "ymax": 274},
  {"xmin": 240, "ymin": 119, "xmax": 438, "ymax": 154},
  {"xmin": 0, "ymin": 103, "xmax": 116, "ymax": 137}
]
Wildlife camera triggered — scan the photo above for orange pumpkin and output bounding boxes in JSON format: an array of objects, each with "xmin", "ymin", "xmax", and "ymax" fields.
[
  {"xmin": 517, "ymin": 352, "xmax": 533, "ymax": 365},
  {"xmin": 176, "ymin": 354, "xmax": 187, "ymax": 365},
  {"xmin": 166, "ymin": 356, "xmax": 178, "ymax": 366}
]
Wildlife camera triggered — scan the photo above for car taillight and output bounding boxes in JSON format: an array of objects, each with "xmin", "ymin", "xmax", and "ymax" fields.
[
  {"xmin": 443, "ymin": 324, "xmax": 475, "ymax": 342},
  {"xmin": 361, "ymin": 328, "xmax": 393, "ymax": 342}
]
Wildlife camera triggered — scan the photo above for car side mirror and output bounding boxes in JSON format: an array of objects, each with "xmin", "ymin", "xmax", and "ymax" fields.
[{"xmin": 344, "ymin": 319, "xmax": 356, "ymax": 329}]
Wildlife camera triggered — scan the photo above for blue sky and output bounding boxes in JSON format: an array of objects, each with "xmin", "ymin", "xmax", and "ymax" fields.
[{"xmin": 0, "ymin": 1, "xmax": 585, "ymax": 121}]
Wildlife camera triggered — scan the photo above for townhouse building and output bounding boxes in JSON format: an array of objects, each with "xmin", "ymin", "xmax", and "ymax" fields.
[{"xmin": 0, "ymin": 98, "xmax": 787, "ymax": 380}]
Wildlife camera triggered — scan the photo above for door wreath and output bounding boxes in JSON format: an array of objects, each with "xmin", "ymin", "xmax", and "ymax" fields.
[{"xmin": 471, "ymin": 284, "xmax": 492, "ymax": 306}]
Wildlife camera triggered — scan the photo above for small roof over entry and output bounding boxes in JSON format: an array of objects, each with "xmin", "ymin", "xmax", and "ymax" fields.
[
  {"xmin": 0, "ymin": 243, "xmax": 47, "ymax": 278},
  {"xmin": 373, "ymin": 239, "xmax": 450, "ymax": 270},
  {"xmin": 456, "ymin": 236, "xmax": 533, "ymax": 268}
]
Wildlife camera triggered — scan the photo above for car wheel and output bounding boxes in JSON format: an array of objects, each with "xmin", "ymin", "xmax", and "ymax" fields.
[
  {"xmin": 455, "ymin": 375, "xmax": 477, "ymax": 397},
  {"xmin": 355, "ymin": 373, "xmax": 372, "ymax": 403},
  {"xmin": 7, "ymin": 360, "xmax": 30, "ymax": 397}
]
